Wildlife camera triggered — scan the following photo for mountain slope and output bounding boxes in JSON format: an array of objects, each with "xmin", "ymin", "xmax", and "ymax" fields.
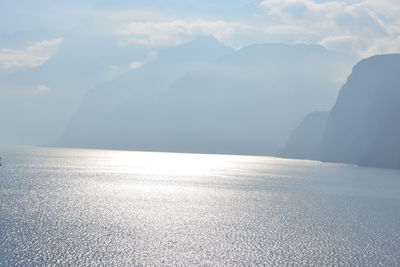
[
  {"xmin": 281, "ymin": 54, "xmax": 400, "ymax": 169},
  {"xmin": 0, "ymin": 30, "xmax": 152, "ymax": 145},
  {"xmin": 321, "ymin": 54, "xmax": 400, "ymax": 169},
  {"xmin": 59, "ymin": 40, "xmax": 353, "ymax": 155},
  {"xmin": 58, "ymin": 37, "xmax": 234, "ymax": 148},
  {"xmin": 280, "ymin": 111, "xmax": 329, "ymax": 160}
]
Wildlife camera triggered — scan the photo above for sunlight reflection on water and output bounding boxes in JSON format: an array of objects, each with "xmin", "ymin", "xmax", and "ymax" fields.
[{"xmin": 1, "ymin": 146, "xmax": 400, "ymax": 266}]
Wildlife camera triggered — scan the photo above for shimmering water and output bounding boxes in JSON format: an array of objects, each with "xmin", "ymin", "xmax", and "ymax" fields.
[{"xmin": 1, "ymin": 146, "xmax": 400, "ymax": 266}]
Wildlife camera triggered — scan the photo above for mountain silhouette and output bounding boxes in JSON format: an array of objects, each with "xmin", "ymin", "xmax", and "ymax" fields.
[
  {"xmin": 0, "ymin": 25, "xmax": 152, "ymax": 144},
  {"xmin": 282, "ymin": 54, "xmax": 400, "ymax": 169},
  {"xmin": 321, "ymin": 54, "xmax": 400, "ymax": 169},
  {"xmin": 280, "ymin": 111, "xmax": 329, "ymax": 160},
  {"xmin": 59, "ymin": 38, "xmax": 352, "ymax": 155}
]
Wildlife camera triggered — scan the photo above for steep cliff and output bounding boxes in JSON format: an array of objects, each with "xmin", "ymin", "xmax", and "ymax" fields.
[
  {"xmin": 280, "ymin": 111, "xmax": 329, "ymax": 160},
  {"xmin": 58, "ymin": 40, "xmax": 351, "ymax": 155},
  {"xmin": 321, "ymin": 54, "xmax": 400, "ymax": 169}
]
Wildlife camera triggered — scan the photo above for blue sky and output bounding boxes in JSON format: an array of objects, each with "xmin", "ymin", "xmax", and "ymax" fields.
[{"xmin": 1, "ymin": 0, "xmax": 399, "ymax": 71}]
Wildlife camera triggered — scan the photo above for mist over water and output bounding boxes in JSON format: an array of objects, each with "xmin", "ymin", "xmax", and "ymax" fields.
[
  {"xmin": 2, "ymin": 1, "xmax": 400, "ymax": 265},
  {"xmin": 1, "ymin": 146, "xmax": 400, "ymax": 266}
]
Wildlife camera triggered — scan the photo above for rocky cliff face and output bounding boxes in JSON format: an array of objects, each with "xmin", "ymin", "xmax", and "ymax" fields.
[
  {"xmin": 280, "ymin": 111, "xmax": 329, "ymax": 160},
  {"xmin": 58, "ymin": 40, "xmax": 352, "ymax": 155},
  {"xmin": 321, "ymin": 54, "xmax": 400, "ymax": 169},
  {"xmin": 282, "ymin": 54, "xmax": 400, "ymax": 169}
]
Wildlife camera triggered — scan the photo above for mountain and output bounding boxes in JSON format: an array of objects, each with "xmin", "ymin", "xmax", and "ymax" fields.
[
  {"xmin": 281, "ymin": 54, "xmax": 400, "ymax": 169},
  {"xmin": 321, "ymin": 54, "xmax": 400, "ymax": 169},
  {"xmin": 280, "ymin": 111, "xmax": 329, "ymax": 160},
  {"xmin": 58, "ymin": 40, "xmax": 353, "ymax": 155},
  {"xmin": 0, "ymin": 28, "xmax": 153, "ymax": 145},
  {"xmin": 58, "ymin": 36, "xmax": 234, "ymax": 148}
]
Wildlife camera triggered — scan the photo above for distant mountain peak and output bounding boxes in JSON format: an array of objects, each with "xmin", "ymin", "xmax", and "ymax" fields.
[
  {"xmin": 173, "ymin": 35, "xmax": 232, "ymax": 51},
  {"xmin": 281, "ymin": 53, "xmax": 400, "ymax": 169},
  {"xmin": 354, "ymin": 53, "xmax": 400, "ymax": 71},
  {"xmin": 156, "ymin": 35, "xmax": 233, "ymax": 63},
  {"xmin": 233, "ymin": 42, "xmax": 334, "ymax": 59}
]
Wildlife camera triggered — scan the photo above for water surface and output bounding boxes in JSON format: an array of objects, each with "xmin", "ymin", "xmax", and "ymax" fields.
[{"xmin": 1, "ymin": 146, "xmax": 400, "ymax": 266}]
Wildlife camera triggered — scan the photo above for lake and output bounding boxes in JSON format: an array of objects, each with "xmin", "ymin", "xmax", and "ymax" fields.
[{"xmin": 1, "ymin": 146, "xmax": 400, "ymax": 266}]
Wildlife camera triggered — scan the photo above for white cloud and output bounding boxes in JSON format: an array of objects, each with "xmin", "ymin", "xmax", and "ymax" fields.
[
  {"xmin": 111, "ymin": 1, "xmax": 399, "ymax": 57},
  {"xmin": 18, "ymin": 84, "xmax": 51, "ymax": 97},
  {"xmin": 363, "ymin": 35, "xmax": 400, "ymax": 57},
  {"xmin": 259, "ymin": 0, "xmax": 400, "ymax": 57},
  {"xmin": 364, "ymin": 0, "xmax": 400, "ymax": 19},
  {"xmin": 0, "ymin": 38, "xmax": 62, "ymax": 70},
  {"xmin": 264, "ymin": 25, "xmax": 313, "ymax": 35},
  {"xmin": 320, "ymin": 35, "xmax": 359, "ymax": 52},
  {"xmin": 129, "ymin": 61, "xmax": 144, "ymax": 69},
  {"xmin": 260, "ymin": 0, "xmax": 388, "ymax": 37},
  {"xmin": 117, "ymin": 19, "xmax": 250, "ymax": 47},
  {"xmin": 128, "ymin": 51, "xmax": 157, "ymax": 70},
  {"xmin": 95, "ymin": 9, "xmax": 166, "ymax": 22},
  {"xmin": 35, "ymin": 84, "xmax": 51, "ymax": 95},
  {"xmin": 110, "ymin": 65, "xmax": 120, "ymax": 71}
]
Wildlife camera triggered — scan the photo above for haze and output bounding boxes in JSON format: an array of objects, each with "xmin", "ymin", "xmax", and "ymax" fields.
[{"xmin": 1, "ymin": 0, "xmax": 399, "ymax": 165}]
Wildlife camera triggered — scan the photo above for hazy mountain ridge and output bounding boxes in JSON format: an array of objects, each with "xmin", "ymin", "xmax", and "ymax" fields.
[
  {"xmin": 58, "ymin": 37, "xmax": 234, "ymax": 149},
  {"xmin": 280, "ymin": 111, "xmax": 329, "ymax": 160},
  {"xmin": 0, "ymin": 31, "xmax": 153, "ymax": 145},
  {"xmin": 282, "ymin": 54, "xmax": 400, "ymax": 169},
  {"xmin": 58, "ymin": 38, "xmax": 353, "ymax": 155},
  {"xmin": 322, "ymin": 54, "xmax": 400, "ymax": 169}
]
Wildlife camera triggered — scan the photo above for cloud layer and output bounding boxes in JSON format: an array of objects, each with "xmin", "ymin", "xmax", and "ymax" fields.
[
  {"xmin": 1, "ymin": 0, "xmax": 399, "ymax": 68},
  {"xmin": 117, "ymin": 20, "xmax": 250, "ymax": 47},
  {"xmin": 260, "ymin": 0, "xmax": 400, "ymax": 56},
  {"xmin": 113, "ymin": 0, "xmax": 400, "ymax": 57},
  {"xmin": 0, "ymin": 38, "xmax": 62, "ymax": 70}
]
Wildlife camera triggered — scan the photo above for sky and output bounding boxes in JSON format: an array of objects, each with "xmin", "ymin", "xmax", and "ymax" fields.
[{"xmin": 0, "ymin": 0, "xmax": 399, "ymax": 72}]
